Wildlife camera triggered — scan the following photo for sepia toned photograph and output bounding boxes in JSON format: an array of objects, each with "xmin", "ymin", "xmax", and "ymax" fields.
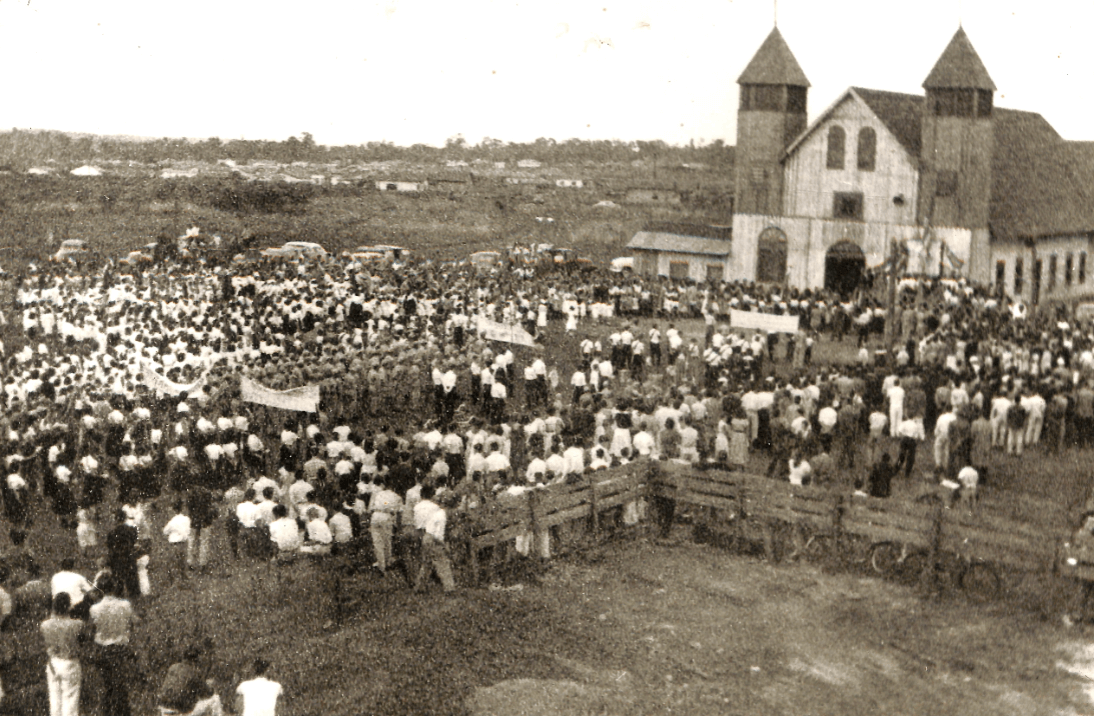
[{"xmin": 0, "ymin": 1, "xmax": 1092, "ymax": 714}]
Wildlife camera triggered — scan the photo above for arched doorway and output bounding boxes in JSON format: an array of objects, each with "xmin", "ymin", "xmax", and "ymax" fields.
[
  {"xmin": 824, "ymin": 240, "xmax": 865, "ymax": 297},
  {"xmin": 756, "ymin": 227, "xmax": 787, "ymax": 283}
]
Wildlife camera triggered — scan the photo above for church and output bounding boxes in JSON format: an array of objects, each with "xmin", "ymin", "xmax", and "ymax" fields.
[{"xmin": 634, "ymin": 26, "xmax": 1094, "ymax": 303}]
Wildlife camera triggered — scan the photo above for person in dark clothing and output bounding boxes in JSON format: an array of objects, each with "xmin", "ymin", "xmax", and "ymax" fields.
[
  {"xmin": 868, "ymin": 453, "xmax": 895, "ymax": 498},
  {"xmin": 105, "ymin": 510, "xmax": 141, "ymax": 599}
]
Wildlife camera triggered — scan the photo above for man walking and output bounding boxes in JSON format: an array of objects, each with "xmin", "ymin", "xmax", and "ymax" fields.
[
  {"xmin": 41, "ymin": 593, "xmax": 84, "ymax": 716},
  {"xmin": 89, "ymin": 574, "xmax": 139, "ymax": 716}
]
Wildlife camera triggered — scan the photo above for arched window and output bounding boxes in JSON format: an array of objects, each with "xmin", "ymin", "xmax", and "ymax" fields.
[
  {"xmin": 826, "ymin": 126, "xmax": 845, "ymax": 170},
  {"xmin": 756, "ymin": 227, "xmax": 788, "ymax": 284},
  {"xmin": 856, "ymin": 127, "xmax": 876, "ymax": 171}
]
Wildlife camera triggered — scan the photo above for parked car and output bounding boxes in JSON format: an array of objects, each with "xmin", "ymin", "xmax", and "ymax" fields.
[
  {"xmin": 120, "ymin": 243, "xmax": 157, "ymax": 266},
  {"xmin": 610, "ymin": 256, "xmax": 635, "ymax": 273},
  {"xmin": 260, "ymin": 241, "xmax": 329, "ymax": 261},
  {"xmin": 51, "ymin": 239, "xmax": 89, "ymax": 264},
  {"xmin": 344, "ymin": 245, "xmax": 413, "ymax": 266},
  {"xmin": 469, "ymin": 250, "xmax": 503, "ymax": 272}
]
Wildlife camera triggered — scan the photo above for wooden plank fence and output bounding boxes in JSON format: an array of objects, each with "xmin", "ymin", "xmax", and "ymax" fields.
[
  {"xmin": 651, "ymin": 462, "xmax": 1070, "ymax": 576},
  {"xmin": 464, "ymin": 462, "xmax": 651, "ymax": 584},
  {"xmin": 457, "ymin": 459, "xmax": 1073, "ymax": 586}
]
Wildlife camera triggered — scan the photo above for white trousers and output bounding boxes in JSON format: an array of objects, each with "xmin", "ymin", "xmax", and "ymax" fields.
[{"xmin": 47, "ymin": 657, "xmax": 81, "ymax": 716}]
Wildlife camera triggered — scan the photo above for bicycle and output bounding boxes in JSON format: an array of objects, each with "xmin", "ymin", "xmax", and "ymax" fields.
[
  {"xmin": 869, "ymin": 539, "xmax": 1002, "ymax": 602},
  {"xmin": 784, "ymin": 521, "xmax": 870, "ymax": 572}
]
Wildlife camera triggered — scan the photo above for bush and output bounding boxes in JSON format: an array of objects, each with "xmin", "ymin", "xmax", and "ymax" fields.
[{"xmin": 208, "ymin": 180, "xmax": 313, "ymax": 215}]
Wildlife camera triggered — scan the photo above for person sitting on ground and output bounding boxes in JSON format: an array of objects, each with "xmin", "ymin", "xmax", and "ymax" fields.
[
  {"xmin": 268, "ymin": 505, "xmax": 302, "ymax": 557},
  {"xmin": 300, "ymin": 507, "xmax": 333, "ymax": 556},
  {"xmin": 235, "ymin": 658, "xmax": 283, "ymax": 716},
  {"xmin": 158, "ymin": 644, "xmax": 222, "ymax": 716}
]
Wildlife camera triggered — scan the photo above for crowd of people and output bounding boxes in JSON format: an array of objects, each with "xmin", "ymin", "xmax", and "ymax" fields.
[{"xmin": 1, "ymin": 247, "xmax": 1092, "ymax": 714}]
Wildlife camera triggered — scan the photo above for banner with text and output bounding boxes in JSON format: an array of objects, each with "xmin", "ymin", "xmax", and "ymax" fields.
[
  {"xmin": 139, "ymin": 361, "xmax": 207, "ymax": 397},
  {"xmin": 241, "ymin": 377, "xmax": 320, "ymax": 413},
  {"xmin": 729, "ymin": 309, "xmax": 800, "ymax": 334},
  {"xmin": 476, "ymin": 317, "xmax": 536, "ymax": 347}
]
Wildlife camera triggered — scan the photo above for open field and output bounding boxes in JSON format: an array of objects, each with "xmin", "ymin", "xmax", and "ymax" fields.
[
  {"xmin": 0, "ymin": 162, "xmax": 732, "ymax": 270},
  {"xmin": 8, "ymin": 503, "xmax": 1094, "ymax": 716}
]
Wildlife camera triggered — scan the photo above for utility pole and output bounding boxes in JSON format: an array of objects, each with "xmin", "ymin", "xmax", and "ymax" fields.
[{"xmin": 884, "ymin": 238, "xmax": 898, "ymax": 350}]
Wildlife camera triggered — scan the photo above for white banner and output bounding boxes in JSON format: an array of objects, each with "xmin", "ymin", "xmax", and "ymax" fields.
[
  {"xmin": 476, "ymin": 317, "xmax": 536, "ymax": 347},
  {"xmin": 139, "ymin": 361, "xmax": 207, "ymax": 397},
  {"xmin": 729, "ymin": 309, "xmax": 799, "ymax": 334},
  {"xmin": 240, "ymin": 376, "xmax": 320, "ymax": 413}
]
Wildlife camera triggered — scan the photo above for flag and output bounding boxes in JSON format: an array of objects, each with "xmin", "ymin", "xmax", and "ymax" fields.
[
  {"xmin": 876, "ymin": 239, "xmax": 910, "ymax": 276},
  {"xmin": 941, "ymin": 243, "xmax": 965, "ymax": 276}
]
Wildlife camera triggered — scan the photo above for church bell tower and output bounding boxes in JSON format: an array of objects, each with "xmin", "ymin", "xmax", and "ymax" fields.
[
  {"xmin": 919, "ymin": 27, "xmax": 995, "ymax": 232},
  {"xmin": 733, "ymin": 27, "xmax": 810, "ymax": 217}
]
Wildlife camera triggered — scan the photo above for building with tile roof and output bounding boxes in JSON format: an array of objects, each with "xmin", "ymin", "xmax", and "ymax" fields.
[{"xmin": 719, "ymin": 25, "xmax": 1094, "ymax": 303}]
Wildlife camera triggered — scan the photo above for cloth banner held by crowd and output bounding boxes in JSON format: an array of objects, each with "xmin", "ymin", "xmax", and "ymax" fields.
[
  {"xmin": 476, "ymin": 317, "xmax": 536, "ymax": 347},
  {"xmin": 240, "ymin": 376, "xmax": 320, "ymax": 413},
  {"xmin": 729, "ymin": 309, "xmax": 799, "ymax": 334},
  {"xmin": 138, "ymin": 361, "xmax": 207, "ymax": 397}
]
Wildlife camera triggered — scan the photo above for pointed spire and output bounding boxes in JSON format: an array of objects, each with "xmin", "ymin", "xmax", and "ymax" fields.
[
  {"xmin": 737, "ymin": 27, "xmax": 810, "ymax": 87},
  {"xmin": 923, "ymin": 27, "xmax": 995, "ymax": 91}
]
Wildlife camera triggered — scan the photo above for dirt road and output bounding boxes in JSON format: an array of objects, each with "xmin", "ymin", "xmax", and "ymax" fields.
[{"xmin": 469, "ymin": 537, "xmax": 1094, "ymax": 716}]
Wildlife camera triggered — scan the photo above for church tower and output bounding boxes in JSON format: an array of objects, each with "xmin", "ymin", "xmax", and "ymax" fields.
[
  {"xmin": 919, "ymin": 27, "xmax": 995, "ymax": 236},
  {"xmin": 734, "ymin": 27, "xmax": 809, "ymax": 216}
]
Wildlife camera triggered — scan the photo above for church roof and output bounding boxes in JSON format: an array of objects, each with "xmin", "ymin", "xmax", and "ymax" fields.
[
  {"xmin": 627, "ymin": 230, "xmax": 732, "ymax": 256},
  {"xmin": 990, "ymin": 112, "xmax": 1094, "ymax": 241},
  {"xmin": 737, "ymin": 27, "xmax": 810, "ymax": 87},
  {"xmin": 853, "ymin": 88, "xmax": 924, "ymax": 160},
  {"xmin": 783, "ymin": 86, "xmax": 1094, "ymax": 241},
  {"xmin": 923, "ymin": 27, "xmax": 996, "ymax": 91}
]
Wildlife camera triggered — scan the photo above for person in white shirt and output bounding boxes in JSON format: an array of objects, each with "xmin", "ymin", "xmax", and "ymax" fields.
[
  {"xmin": 887, "ymin": 379, "xmax": 906, "ymax": 438},
  {"xmin": 162, "ymin": 503, "xmax": 192, "ymax": 583},
  {"xmin": 268, "ymin": 505, "xmax": 302, "ymax": 555},
  {"xmin": 50, "ymin": 559, "xmax": 97, "ymax": 611},
  {"xmin": 328, "ymin": 506, "xmax": 354, "ymax": 546},
  {"xmin": 300, "ymin": 507, "xmax": 333, "ymax": 555},
  {"xmin": 525, "ymin": 455, "xmax": 548, "ymax": 484},
  {"xmin": 369, "ymin": 479, "xmax": 402, "ymax": 574},
  {"xmin": 235, "ymin": 659, "xmax": 283, "ymax": 716},
  {"xmin": 412, "ymin": 485, "xmax": 455, "ymax": 593},
  {"xmin": 934, "ymin": 410, "xmax": 957, "ymax": 475},
  {"xmin": 787, "ymin": 451, "xmax": 813, "ymax": 486}
]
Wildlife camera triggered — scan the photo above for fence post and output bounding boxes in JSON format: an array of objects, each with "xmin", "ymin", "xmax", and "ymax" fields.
[
  {"xmin": 468, "ymin": 536, "xmax": 480, "ymax": 587},
  {"xmin": 921, "ymin": 501, "xmax": 945, "ymax": 596},
  {"xmin": 590, "ymin": 479, "xmax": 600, "ymax": 537}
]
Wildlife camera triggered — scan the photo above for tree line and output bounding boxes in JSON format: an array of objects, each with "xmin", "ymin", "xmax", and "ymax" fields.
[{"xmin": 0, "ymin": 129, "xmax": 733, "ymax": 170}]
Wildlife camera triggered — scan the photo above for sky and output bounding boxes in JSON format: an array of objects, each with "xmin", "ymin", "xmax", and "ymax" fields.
[{"xmin": 1, "ymin": 0, "xmax": 1092, "ymax": 148}]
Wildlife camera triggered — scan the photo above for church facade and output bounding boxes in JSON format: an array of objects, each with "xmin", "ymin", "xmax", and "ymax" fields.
[{"xmin": 726, "ymin": 26, "xmax": 1094, "ymax": 303}]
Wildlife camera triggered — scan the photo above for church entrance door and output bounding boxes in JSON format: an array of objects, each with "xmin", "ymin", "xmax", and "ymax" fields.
[{"xmin": 824, "ymin": 241, "xmax": 865, "ymax": 297}]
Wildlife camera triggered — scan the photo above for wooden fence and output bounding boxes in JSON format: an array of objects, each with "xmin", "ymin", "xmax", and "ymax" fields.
[
  {"xmin": 652, "ymin": 460, "xmax": 1071, "ymax": 575},
  {"xmin": 464, "ymin": 463, "xmax": 650, "ymax": 584},
  {"xmin": 458, "ymin": 458, "xmax": 1074, "ymax": 585}
]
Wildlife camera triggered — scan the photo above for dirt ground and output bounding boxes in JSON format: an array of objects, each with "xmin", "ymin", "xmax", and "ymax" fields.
[
  {"xmin": 6, "ymin": 513, "xmax": 1094, "ymax": 716},
  {"xmin": 467, "ymin": 534, "xmax": 1094, "ymax": 716}
]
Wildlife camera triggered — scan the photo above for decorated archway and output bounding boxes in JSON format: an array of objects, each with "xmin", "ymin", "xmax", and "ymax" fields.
[
  {"xmin": 824, "ymin": 240, "xmax": 865, "ymax": 297},
  {"xmin": 756, "ymin": 227, "xmax": 787, "ymax": 284}
]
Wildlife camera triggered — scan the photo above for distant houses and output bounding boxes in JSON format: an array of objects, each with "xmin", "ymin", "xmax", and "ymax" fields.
[{"xmin": 626, "ymin": 222, "xmax": 733, "ymax": 282}]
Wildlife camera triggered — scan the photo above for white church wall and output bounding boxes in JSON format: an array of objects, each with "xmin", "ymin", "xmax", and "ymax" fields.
[{"xmin": 783, "ymin": 94, "xmax": 919, "ymax": 226}]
